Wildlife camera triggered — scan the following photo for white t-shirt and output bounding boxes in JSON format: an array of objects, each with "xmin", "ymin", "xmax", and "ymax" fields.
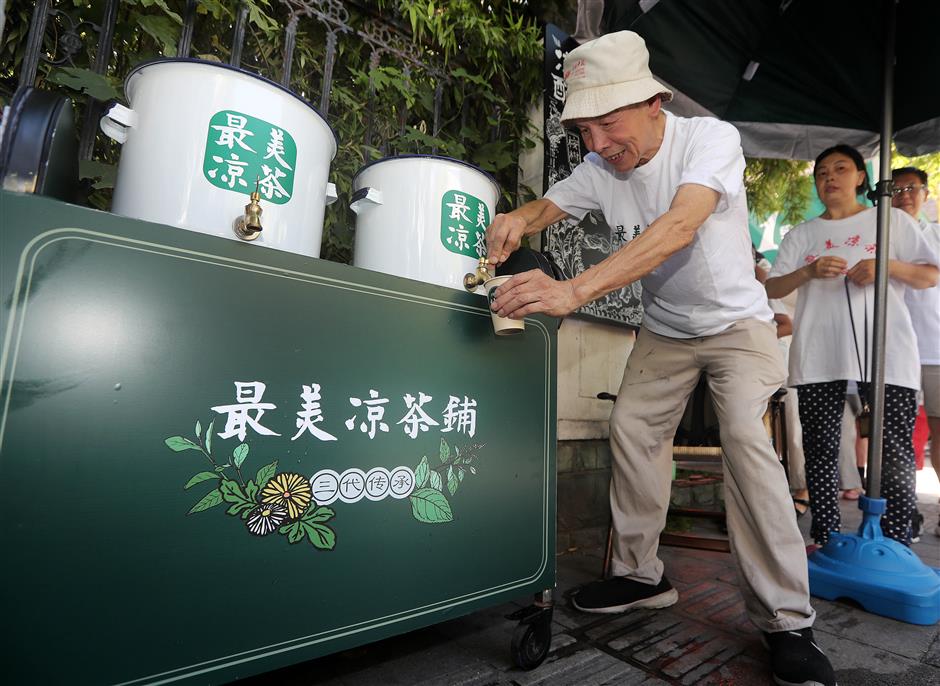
[
  {"xmin": 904, "ymin": 220, "xmax": 940, "ymax": 365},
  {"xmin": 770, "ymin": 207, "xmax": 937, "ymax": 390},
  {"xmin": 544, "ymin": 111, "xmax": 772, "ymax": 338}
]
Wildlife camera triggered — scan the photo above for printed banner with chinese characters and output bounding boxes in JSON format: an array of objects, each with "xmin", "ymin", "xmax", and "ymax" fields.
[
  {"xmin": 203, "ymin": 110, "xmax": 297, "ymax": 203},
  {"xmin": 441, "ymin": 190, "xmax": 490, "ymax": 258}
]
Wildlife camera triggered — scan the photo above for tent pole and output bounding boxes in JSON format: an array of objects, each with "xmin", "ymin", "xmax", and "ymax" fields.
[{"xmin": 867, "ymin": 0, "xmax": 897, "ymax": 499}]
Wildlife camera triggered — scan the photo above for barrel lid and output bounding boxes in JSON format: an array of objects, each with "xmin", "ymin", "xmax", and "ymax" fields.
[
  {"xmin": 123, "ymin": 58, "xmax": 339, "ymax": 151},
  {"xmin": 352, "ymin": 154, "xmax": 501, "ymax": 196}
]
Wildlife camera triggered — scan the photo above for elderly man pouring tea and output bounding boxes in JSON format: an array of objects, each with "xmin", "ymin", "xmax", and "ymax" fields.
[{"xmin": 485, "ymin": 31, "xmax": 836, "ymax": 686}]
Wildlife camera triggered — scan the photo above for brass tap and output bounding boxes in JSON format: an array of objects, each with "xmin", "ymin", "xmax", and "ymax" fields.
[
  {"xmin": 234, "ymin": 180, "xmax": 263, "ymax": 241},
  {"xmin": 463, "ymin": 256, "xmax": 493, "ymax": 292}
]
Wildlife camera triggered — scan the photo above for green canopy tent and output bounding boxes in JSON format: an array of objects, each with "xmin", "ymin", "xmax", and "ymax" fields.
[
  {"xmin": 603, "ymin": 0, "xmax": 940, "ymax": 159},
  {"xmin": 599, "ymin": 0, "xmax": 940, "ymax": 622}
]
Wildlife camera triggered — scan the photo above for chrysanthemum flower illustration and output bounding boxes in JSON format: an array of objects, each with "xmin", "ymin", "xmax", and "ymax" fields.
[
  {"xmin": 246, "ymin": 503, "xmax": 287, "ymax": 536},
  {"xmin": 260, "ymin": 472, "xmax": 312, "ymax": 520}
]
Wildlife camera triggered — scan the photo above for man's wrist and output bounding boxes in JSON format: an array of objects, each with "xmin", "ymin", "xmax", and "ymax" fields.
[{"xmin": 570, "ymin": 274, "xmax": 596, "ymax": 309}]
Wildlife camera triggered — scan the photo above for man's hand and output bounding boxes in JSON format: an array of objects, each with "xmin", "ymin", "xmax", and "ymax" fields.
[
  {"xmin": 483, "ymin": 199, "xmax": 569, "ymax": 267},
  {"xmin": 846, "ymin": 258, "xmax": 876, "ymax": 286},
  {"xmin": 486, "ymin": 213, "xmax": 528, "ymax": 267},
  {"xmin": 490, "ymin": 270, "xmax": 580, "ymax": 318},
  {"xmin": 807, "ymin": 255, "xmax": 848, "ymax": 279}
]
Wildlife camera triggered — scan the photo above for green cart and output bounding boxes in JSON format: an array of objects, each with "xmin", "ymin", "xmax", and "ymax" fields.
[{"xmin": 0, "ymin": 192, "xmax": 557, "ymax": 684}]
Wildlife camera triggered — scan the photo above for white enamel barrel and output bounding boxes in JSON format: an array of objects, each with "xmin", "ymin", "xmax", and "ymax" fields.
[
  {"xmin": 101, "ymin": 59, "xmax": 338, "ymax": 258},
  {"xmin": 350, "ymin": 155, "xmax": 500, "ymax": 290}
]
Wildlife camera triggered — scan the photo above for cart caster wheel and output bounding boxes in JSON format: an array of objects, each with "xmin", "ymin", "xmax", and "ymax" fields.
[{"xmin": 510, "ymin": 614, "xmax": 551, "ymax": 670}]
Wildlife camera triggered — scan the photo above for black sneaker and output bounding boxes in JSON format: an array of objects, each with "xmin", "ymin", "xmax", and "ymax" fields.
[
  {"xmin": 763, "ymin": 628, "xmax": 837, "ymax": 686},
  {"xmin": 571, "ymin": 576, "xmax": 678, "ymax": 614}
]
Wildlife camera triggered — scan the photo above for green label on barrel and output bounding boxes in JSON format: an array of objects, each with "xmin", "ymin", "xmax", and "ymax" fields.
[
  {"xmin": 202, "ymin": 110, "xmax": 297, "ymax": 205},
  {"xmin": 440, "ymin": 190, "xmax": 490, "ymax": 258}
]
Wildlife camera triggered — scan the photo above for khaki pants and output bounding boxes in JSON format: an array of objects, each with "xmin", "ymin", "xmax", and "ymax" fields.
[{"xmin": 609, "ymin": 318, "xmax": 816, "ymax": 632}]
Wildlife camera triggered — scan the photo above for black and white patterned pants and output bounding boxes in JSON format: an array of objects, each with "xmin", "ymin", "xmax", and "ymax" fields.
[{"xmin": 797, "ymin": 380, "xmax": 918, "ymax": 545}]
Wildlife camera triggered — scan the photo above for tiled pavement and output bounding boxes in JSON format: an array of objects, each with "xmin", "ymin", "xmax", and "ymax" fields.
[{"xmin": 241, "ymin": 477, "xmax": 940, "ymax": 686}]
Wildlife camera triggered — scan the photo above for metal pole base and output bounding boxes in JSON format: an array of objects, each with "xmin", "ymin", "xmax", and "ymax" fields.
[{"xmin": 807, "ymin": 495, "xmax": 940, "ymax": 625}]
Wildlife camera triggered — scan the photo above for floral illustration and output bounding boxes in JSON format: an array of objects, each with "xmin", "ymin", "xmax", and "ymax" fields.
[
  {"xmin": 246, "ymin": 503, "xmax": 288, "ymax": 536},
  {"xmin": 164, "ymin": 422, "xmax": 485, "ymax": 549},
  {"xmin": 164, "ymin": 419, "xmax": 337, "ymax": 551},
  {"xmin": 261, "ymin": 473, "xmax": 312, "ymax": 520}
]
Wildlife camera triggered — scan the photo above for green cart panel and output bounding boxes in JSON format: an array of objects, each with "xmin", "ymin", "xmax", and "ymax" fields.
[{"xmin": 0, "ymin": 192, "xmax": 556, "ymax": 685}]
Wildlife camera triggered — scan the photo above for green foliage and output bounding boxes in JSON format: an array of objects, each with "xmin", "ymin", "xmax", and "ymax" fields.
[
  {"xmin": 2, "ymin": 0, "xmax": 544, "ymax": 262},
  {"xmin": 745, "ymin": 146, "xmax": 940, "ymax": 226},
  {"xmin": 744, "ymin": 158, "xmax": 812, "ymax": 226},
  {"xmin": 47, "ymin": 67, "xmax": 121, "ymax": 101}
]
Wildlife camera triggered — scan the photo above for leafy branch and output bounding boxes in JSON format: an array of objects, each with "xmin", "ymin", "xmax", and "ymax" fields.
[
  {"xmin": 165, "ymin": 419, "xmax": 335, "ymax": 550},
  {"xmin": 164, "ymin": 419, "xmax": 248, "ymax": 487},
  {"xmin": 410, "ymin": 438, "xmax": 484, "ymax": 523}
]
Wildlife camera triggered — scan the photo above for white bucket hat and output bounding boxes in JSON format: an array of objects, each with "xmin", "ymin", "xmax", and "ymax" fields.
[{"xmin": 561, "ymin": 30, "xmax": 673, "ymax": 124}]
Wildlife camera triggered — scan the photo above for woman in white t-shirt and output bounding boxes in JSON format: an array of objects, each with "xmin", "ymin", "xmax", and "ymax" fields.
[{"xmin": 766, "ymin": 144, "xmax": 939, "ymax": 546}]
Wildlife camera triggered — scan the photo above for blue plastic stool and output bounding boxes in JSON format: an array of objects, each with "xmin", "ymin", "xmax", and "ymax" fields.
[{"xmin": 808, "ymin": 495, "xmax": 940, "ymax": 625}]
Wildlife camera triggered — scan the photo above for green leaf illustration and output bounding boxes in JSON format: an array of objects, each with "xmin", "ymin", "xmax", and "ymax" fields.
[
  {"xmin": 439, "ymin": 438, "xmax": 450, "ymax": 464},
  {"xmin": 245, "ymin": 480, "xmax": 259, "ymax": 501},
  {"xmin": 220, "ymin": 479, "xmax": 251, "ymax": 506},
  {"xmin": 280, "ymin": 521, "xmax": 305, "ymax": 544},
  {"xmin": 220, "ymin": 478, "xmax": 255, "ymax": 519},
  {"xmin": 414, "ymin": 455, "xmax": 429, "ymax": 487},
  {"xmin": 184, "ymin": 471, "xmax": 219, "ymax": 489},
  {"xmin": 458, "ymin": 469, "xmax": 465, "ymax": 482},
  {"xmin": 226, "ymin": 501, "xmax": 254, "ymax": 517},
  {"xmin": 303, "ymin": 506, "xmax": 335, "ymax": 523},
  {"xmin": 165, "ymin": 436, "xmax": 199, "ymax": 452},
  {"xmin": 195, "ymin": 420, "xmax": 202, "ymax": 438},
  {"xmin": 447, "ymin": 466, "xmax": 459, "ymax": 496},
  {"xmin": 188, "ymin": 488, "xmax": 223, "ymax": 514},
  {"xmin": 256, "ymin": 460, "xmax": 278, "ymax": 489},
  {"xmin": 410, "ymin": 488, "xmax": 453, "ymax": 524},
  {"xmin": 305, "ymin": 522, "xmax": 336, "ymax": 549},
  {"xmin": 429, "ymin": 470, "xmax": 443, "ymax": 492},
  {"xmin": 233, "ymin": 443, "xmax": 249, "ymax": 468},
  {"xmin": 205, "ymin": 420, "xmax": 215, "ymax": 455}
]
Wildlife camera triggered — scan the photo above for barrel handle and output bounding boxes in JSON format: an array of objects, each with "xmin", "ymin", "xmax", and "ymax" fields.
[
  {"xmin": 349, "ymin": 187, "xmax": 383, "ymax": 214},
  {"xmin": 99, "ymin": 103, "xmax": 138, "ymax": 144},
  {"xmin": 325, "ymin": 182, "xmax": 338, "ymax": 205}
]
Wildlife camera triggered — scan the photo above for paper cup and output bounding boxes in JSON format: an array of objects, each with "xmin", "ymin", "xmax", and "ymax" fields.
[{"xmin": 484, "ymin": 276, "xmax": 524, "ymax": 336}]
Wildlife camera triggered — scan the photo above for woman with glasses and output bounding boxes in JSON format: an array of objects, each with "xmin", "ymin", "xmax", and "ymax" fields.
[
  {"xmin": 765, "ymin": 144, "xmax": 939, "ymax": 546},
  {"xmin": 892, "ymin": 166, "xmax": 940, "ymax": 539}
]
